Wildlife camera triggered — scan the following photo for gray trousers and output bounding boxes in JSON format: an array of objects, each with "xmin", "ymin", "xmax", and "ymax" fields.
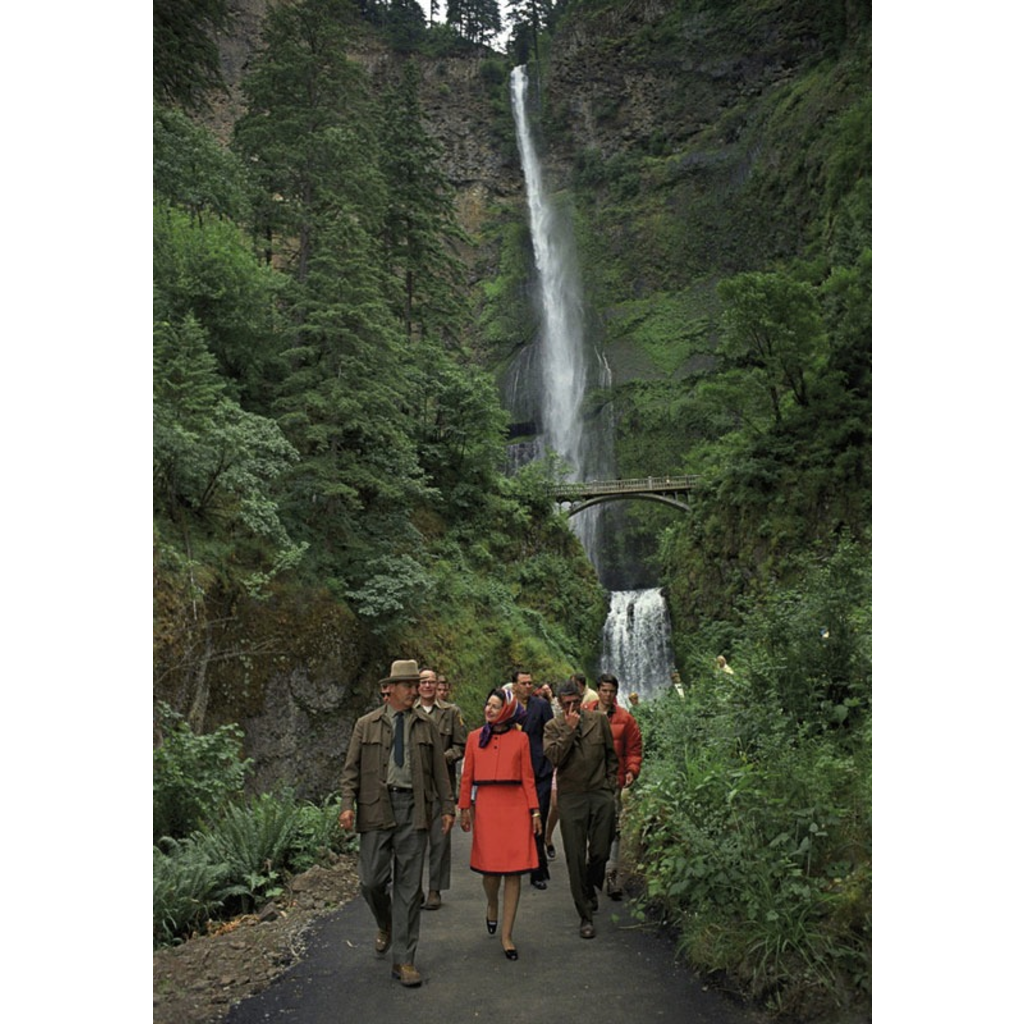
[
  {"xmin": 424, "ymin": 796, "xmax": 452, "ymax": 892},
  {"xmin": 557, "ymin": 789, "xmax": 616, "ymax": 923},
  {"xmin": 357, "ymin": 791, "xmax": 426, "ymax": 966}
]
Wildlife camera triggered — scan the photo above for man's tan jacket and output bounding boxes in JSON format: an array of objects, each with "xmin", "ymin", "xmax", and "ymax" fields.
[{"xmin": 340, "ymin": 705, "xmax": 455, "ymax": 832}]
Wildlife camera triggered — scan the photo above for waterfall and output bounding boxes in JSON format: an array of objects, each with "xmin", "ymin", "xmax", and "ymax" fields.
[
  {"xmin": 509, "ymin": 66, "xmax": 675, "ymax": 698},
  {"xmin": 601, "ymin": 590, "xmax": 676, "ymax": 701},
  {"xmin": 510, "ymin": 66, "xmax": 589, "ymax": 478}
]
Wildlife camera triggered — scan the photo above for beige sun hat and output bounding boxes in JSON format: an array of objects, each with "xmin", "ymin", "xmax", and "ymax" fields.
[{"xmin": 379, "ymin": 659, "xmax": 422, "ymax": 685}]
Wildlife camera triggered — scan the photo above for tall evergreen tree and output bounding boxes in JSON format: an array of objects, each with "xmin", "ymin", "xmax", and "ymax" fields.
[
  {"xmin": 380, "ymin": 61, "xmax": 468, "ymax": 342},
  {"xmin": 273, "ymin": 204, "xmax": 432, "ymax": 585},
  {"xmin": 506, "ymin": 0, "xmax": 552, "ymax": 64},
  {"xmin": 233, "ymin": 0, "xmax": 380, "ymax": 282},
  {"xmin": 231, "ymin": 0, "xmax": 436, "ymax": 605},
  {"xmin": 153, "ymin": 0, "xmax": 231, "ymax": 112},
  {"xmin": 447, "ymin": 0, "xmax": 502, "ymax": 44}
]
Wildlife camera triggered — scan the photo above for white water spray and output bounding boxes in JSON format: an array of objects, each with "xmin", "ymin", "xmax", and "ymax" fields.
[
  {"xmin": 601, "ymin": 590, "xmax": 676, "ymax": 700},
  {"xmin": 510, "ymin": 66, "xmax": 590, "ymax": 479}
]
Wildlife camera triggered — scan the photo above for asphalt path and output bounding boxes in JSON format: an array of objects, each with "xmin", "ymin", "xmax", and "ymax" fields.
[{"xmin": 226, "ymin": 825, "xmax": 769, "ymax": 1024}]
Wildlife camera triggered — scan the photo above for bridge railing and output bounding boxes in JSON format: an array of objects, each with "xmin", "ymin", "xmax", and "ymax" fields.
[{"xmin": 546, "ymin": 475, "xmax": 700, "ymax": 500}]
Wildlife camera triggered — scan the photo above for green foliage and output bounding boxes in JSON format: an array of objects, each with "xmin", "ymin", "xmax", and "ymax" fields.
[
  {"xmin": 153, "ymin": 836, "xmax": 232, "ymax": 947},
  {"xmin": 477, "ymin": 215, "xmax": 536, "ymax": 353},
  {"xmin": 153, "ymin": 201, "xmax": 287, "ymax": 411},
  {"xmin": 380, "ymin": 60, "xmax": 470, "ymax": 342},
  {"xmin": 623, "ymin": 543, "xmax": 870, "ymax": 1015},
  {"xmin": 153, "ymin": 702, "xmax": 252, "ymax": 841},
  {"xmin": 479, "ymin": 57, "xmax": 506, "ymax": 88},
  {"xmin": 154, "ymin": 789, "xmax": 357, "ymax": 946},
  {"xmin": 232, "ymin": 0, "xmax": 380, "ymax": 281},
  {"xmin": 153, "ymin": 314, "xmax": 304, "ymax": 594},
  {"xmin": 735, "ymin": 535, "xmax": 871, "ymax": 734},
  {"xmin": 446, "ymin": 0, "xmax": 504, "ymax": 45},
  {"xmin": 363, "ymin": 0, "xmax": 428, "ymax": 52},
  {"xmin": 153, "ymin": 0, "xmax": 231, "ymax": 111},
  {"xmin": 154, "ymin": 106, "xmax": 253, "ymax": 223},
  {"xmin": 345, "ymin": 553, "xmax": 437, "ymax": 635},
  {"xmin": 718, "ymin": 270, "xmax": 826, "ymax": 424},
  {"xmin": 289, "ymin": 794, "xmax": 356, "ymax": 873},
  {"xmin": 202, "ymin": 792, "xmax": 303, "ymax": 911}
]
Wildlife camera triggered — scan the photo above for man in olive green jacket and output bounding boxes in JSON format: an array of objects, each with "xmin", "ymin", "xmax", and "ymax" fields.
[
  {"xmin": 339, "ymin": 660, "xmax": 455, "ymax": 987},
  {"xmin": 543, "ymin": 680, "xmax": 618, "ymax": 940},
  {"xmin": 416, "ymin": 667, "xmax": 467, "ymax": 909}
]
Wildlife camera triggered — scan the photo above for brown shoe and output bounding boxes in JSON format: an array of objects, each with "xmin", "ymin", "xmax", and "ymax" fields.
[
  {"xmin": 423, "ymin": 890, "xmax": 442, "ymax": 910},
  {"xmin": 391, "ymin": 963, "xmax": 422, "ymax": 987},
  {"xmin": 579, "ymin": 920, "xmax": 596, "ymax": 939},
  {"xmin": 374, "ymin": 929, "xmax": 391, "ymax": 955}
]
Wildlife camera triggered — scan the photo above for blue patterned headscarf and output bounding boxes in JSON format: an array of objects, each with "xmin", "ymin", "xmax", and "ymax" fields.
[{"xmin": 479, "ymin": 686, "xmax": 527, "ymax": 747}]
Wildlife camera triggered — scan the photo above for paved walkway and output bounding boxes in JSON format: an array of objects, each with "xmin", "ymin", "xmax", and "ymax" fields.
[{"xmin": 226, "ymin": 825, "xmax": 768, "ymax": 1024}]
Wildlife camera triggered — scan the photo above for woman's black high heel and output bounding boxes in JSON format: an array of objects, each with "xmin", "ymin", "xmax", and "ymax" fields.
[
  {"xmin": 486, "ymin": 919, "xmax": 497, "ymax": 935},
  {"xmin": 502, "ymin": 944, "xmax": 518, "ymax": 960}
]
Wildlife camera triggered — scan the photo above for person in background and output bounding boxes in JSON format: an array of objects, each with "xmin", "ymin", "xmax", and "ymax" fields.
[
  {"xmin": 436, "ymin": 674, "xmax": 452, "ymax": 702},
  {"xmin": 583, "ymin": 673, "xmax": 643, "ymax": 900},
  {"xmin": 672, "ymin": 670, "xmax": 686, "ymax": 699},
  {"xmin": 416, "ymin": 667, "xmax": 467, "ymax": 910},
  {"xmin": 572, "ymin": 671, "xmax": 600, "ymax": 706},
  {"xmin": 339, "ymin": 660, "xmax": 455, "ymax": 987},
  {"xmin": 715, "ymin": 655, "xmax": 734, "ymax": 675},
  {"xmin": 627, "ymin": 691, "xmax": 640, "ymax": 707},
  {"xmin": 436, "ymin": 673, "xmax": 466, "ymax": 792},
  {"xmin": 510, "ymin": 667, "xmax": 554, "ymax": 890},
  {"xmin": 459, "ymin": 687, "xmax": 541, "ymax": 960},
  {"xmin": 543, "ymin": 681, "xmax": 618, "ymax": 939}
]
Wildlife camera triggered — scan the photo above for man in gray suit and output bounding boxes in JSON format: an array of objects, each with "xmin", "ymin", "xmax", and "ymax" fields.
[
  {"xmin": 339, "ymin": 660, "xmax": 455, "ymax": 987},
  {"xmin": 543, "ymin": 680, "xmax": 618, "ymax": 939}
]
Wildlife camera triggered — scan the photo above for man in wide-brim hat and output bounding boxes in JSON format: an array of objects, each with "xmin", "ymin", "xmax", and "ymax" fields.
[{"xmin": 340, "ymin": 659, "xmax": 455, "ymax": 987}]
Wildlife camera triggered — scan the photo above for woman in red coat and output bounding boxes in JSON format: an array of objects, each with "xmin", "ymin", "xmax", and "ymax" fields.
[{"xmin": 459, "ymin": 687, "xmax": 541, "ymax": 960}]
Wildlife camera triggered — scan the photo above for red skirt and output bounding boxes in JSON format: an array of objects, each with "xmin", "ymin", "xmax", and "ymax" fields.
[{"xmin": 469, "ymin": 782, "xmax": 539, "ymax": 875}]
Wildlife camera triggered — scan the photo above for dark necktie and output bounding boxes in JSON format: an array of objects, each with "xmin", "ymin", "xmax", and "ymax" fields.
[{"xmin": 393, "ymin": 711, "xmax": 405, "ymax": 767}]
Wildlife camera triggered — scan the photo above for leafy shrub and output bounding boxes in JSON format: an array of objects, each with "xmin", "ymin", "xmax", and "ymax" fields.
[
  {"xmin": 153, "ymin": 836, "xmax": 231, "ymax": 948},
  {"xmin": 288, "ymin": 794, "xmax": 356, "ymax": 873},
  {"xmin": 153, "ymin": 703, "xmax": 252, "ymax": 842}
]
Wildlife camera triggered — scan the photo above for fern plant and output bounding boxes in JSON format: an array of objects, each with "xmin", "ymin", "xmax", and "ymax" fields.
[
  {"xmin": 202, "ymin": 791, "xmax": 301, "ymax": 912},
  {"xmin": 153, "ymin": 836, "xmax": 231, "ymax": 947}
]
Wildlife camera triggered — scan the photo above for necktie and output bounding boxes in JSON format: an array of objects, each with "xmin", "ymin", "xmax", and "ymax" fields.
[{"xmin": 393, "ymin": 711, "xmax": 405, "ymax": 767}]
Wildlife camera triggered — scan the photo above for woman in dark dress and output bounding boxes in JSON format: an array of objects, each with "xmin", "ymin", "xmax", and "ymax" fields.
[{"xmin": 459, "ymin": 687, "xmax": 541, "ymax": 960}]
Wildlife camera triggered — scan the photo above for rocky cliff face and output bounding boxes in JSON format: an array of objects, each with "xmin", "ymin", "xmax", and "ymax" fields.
[
  {"xmin": 154, "ymin": 583, "xmax": 379, "ymax": 799},
  {"xmin": 210, "ymin": 1, "xmax": 522, "ymax": 236},
  {"xmin": 534, "ymin": 0, "xmax": 827, "ymax": 185}
]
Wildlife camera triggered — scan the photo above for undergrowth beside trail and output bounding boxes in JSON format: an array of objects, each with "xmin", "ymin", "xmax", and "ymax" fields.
[{"xmin": 623, "ymin": 540, "xmax": 870, "ymax": 1017}]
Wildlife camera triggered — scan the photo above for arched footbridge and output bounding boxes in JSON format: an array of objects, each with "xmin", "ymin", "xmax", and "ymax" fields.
[{"xmin": 546, "ymin": 475, "xmax": 699, "ymax": 516}]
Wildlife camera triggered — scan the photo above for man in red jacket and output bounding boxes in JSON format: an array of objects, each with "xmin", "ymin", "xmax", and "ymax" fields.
[{"xmin": 584, "ymin": 672, "xmax": 643, "ymax": 900}]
